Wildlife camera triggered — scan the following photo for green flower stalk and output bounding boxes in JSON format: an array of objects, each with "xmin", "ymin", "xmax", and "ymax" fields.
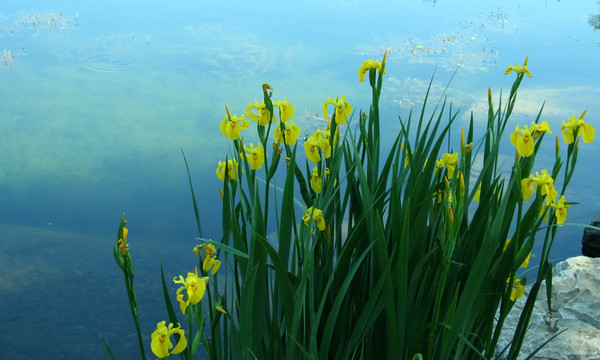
[{"xmin": 110, "ymin": 215, "xmax": 146, "ymax": 360}]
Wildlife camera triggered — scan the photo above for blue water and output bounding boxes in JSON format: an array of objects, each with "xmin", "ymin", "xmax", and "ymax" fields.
[{"xmin": 1, "ymin": 0, "xmax": 599, "ymax": 359}]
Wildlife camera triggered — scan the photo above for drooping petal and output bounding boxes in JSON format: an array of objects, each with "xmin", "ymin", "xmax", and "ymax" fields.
[
  {"xmin": 216, "ymin": 161, "xmax": 226, "ymax": 181},
  {"xmin": 304, "ymin": 138, "xmax": 321, "ymax": 163},
  {"xmin": 322, "ymin": 98, "xmax": 334, "ymax": 121},
  {"xmin": 581, "ymin": 122, "xmax": 596, "ymax": 143},
  {"xmin": 169, "ymin": 323, "xmax": 187, "ymax": 355},
  {"xmin": 274, "ymin": 99, "xmax": 295, "ymax": 122},
  {"xmin": 246, "ymin": 100, "xmax": 274, "ymax": 126},
  {"xmin": 521, "ymin": 178, "xmax": 534, "ymax": 200}
]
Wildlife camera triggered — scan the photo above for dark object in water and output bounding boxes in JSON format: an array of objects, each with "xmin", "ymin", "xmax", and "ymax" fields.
[{"xmin": 582, "ymin": 210, "xmax": 600, "ymax": 257}]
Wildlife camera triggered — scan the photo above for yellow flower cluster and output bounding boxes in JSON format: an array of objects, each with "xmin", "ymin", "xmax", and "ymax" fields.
[
  {"xmin": 521, "ymin": 169, "xmax": 571, "ymax": 224},
  {"xmin": 521, "ymin": 169, "xmax": 557, "ymax": 205},
  {"xmin": 217, "ymin": 96, "xmax": 301, "ymax": 179},
  {"xmin": 244, "ymin": 98, "xmax": 295, "ymax": 126}
]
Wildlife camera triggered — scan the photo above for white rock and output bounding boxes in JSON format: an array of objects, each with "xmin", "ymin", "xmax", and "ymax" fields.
[{"xmin": 498, "ymin": 256, "xmax": 600, "ymax": 360}]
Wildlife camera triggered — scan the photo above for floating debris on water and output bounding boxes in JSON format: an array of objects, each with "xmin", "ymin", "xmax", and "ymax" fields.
[
  {"xmin": 20, "ymin": 11, "xmax": 79, "ymax": 35},
  {"xmin": 1, "ymin": 48, "xmax": 26, "ymax": 71}
]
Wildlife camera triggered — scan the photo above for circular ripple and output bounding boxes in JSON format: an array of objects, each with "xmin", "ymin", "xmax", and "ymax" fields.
[{"xmin": 83, "ymin": 54, "xmax": 142, "ymax": 72}]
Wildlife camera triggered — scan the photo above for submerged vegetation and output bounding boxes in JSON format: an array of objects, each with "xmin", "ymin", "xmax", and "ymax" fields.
[{"xmin": 106, "ymin": 53, "xmax": 595, "ymax": 359}]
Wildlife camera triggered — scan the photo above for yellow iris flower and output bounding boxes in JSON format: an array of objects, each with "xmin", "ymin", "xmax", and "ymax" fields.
[
  {"xmin": 510, "ymin": 278, "xmax": 525, "ymax": 301},
  {"xmin": 435, "ymin": 152, "xmax": 458, "ymax": 178},
  {"xmin": 533, "ymin": 121, "xmax": 553, "ymax": 139},
  {"xmin": 560, "ymin": 110, "xmax": 595, "ymax": 144},
  {"xmin": 302, "ymin": 206, "xmax": 326, "ymax": 231},
  {"xmin": 219, "ymin": 112, "xmax": 249, "ymax": 140},
  {"xmin": 274, "ymin": 120, "xmax": 301, "ymax": 145},
  {"xmin": 246, "ymin": 100, "xmax": 275, "ymax": 126},
  {"xmin": 173, "ymin": 268, "xmax": 208, "ymax": 315},
  {"xmin": 216, "ymin": 159, "xmax": 239, "ymax": 181},
  {"xmin": 520, "ymin": 169, "xmax": 557, "ymax": 204},
  {"xmin": 510, "ymin": 125, "xmax": 535, "ymax": 157},
  {"xmin": 304, "ymin": 129, "xmax": 331, "ymax": 163},
  {"xmin": 243, "ymin": 143, "xmax": 265, "ymax": 170},
  {"xmin": 310, "ymin": 167, "xmax": 330, "ymax": 193},
  {"xmin": 322, "ymin": 95, "xmax": 353, "ymax": 125},
  {"xmin": 358, "ymin": 54, "xmax": 386, "ymax": 83},
  {"xmin": 550, "ymin": 195, "xmax": 571, "ymax": 225},
  {"xmin": 273, "ymin": 99, "xmax": 295, "ymax": 122},
  {"xmin": 504, "ymin": 56, "xmax": 532, "ymax": 78},
  {"xmin": 150, "ymin": 321, "xmax": 187, "ymax": 359},
  {"xmin": 201, "ymin": 244, "xmax": 221, "ymax": 275}
]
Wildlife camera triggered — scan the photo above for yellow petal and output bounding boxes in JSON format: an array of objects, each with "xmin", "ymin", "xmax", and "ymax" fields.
[
  {"xmin": 520, "ymin": 252, "xmax": 531, "ymax": 268},
  {"xmin": 521, "ymin": 178, "xmax": 534, "ymax": 200},
  {"xmin": 510, "ymin": 280, "xmax": 525, "ymax": 301},
  {"xmin": 170, "ymin": 324, "xmax": 187, "ymax": 355},
  {"xmin": 581, "ymin": 123, "xmax": 595, "ymax": 143},
  {"xmin": 210, "ymin": 260, "xmax": 221, "ymax": 275}
]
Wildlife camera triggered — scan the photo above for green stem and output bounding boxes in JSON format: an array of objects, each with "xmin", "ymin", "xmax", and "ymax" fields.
[{"xmin": 123, "ymin": 266, "xmax": 146, "ymax": 360}]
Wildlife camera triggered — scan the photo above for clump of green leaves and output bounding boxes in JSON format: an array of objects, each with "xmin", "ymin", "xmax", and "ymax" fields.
[{"xmin": 111, "ymin": 54, "xmax": 595, "ymax": 360}]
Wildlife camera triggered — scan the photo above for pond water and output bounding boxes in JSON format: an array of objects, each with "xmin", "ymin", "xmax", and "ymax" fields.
[{"xmin": 1, "ymin": 0, "xmax": 599, "ymax": 358}]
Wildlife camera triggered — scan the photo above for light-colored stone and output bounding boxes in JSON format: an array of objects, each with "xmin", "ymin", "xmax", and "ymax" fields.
[{"xmin": 498, "ymin": 256, "xmax": 600, "ymax": 360}]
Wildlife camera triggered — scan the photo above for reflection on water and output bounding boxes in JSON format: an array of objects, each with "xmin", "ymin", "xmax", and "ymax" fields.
[{"xmin": 0, "ymin": 0, "xmax": 599, "ymax": 358}]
